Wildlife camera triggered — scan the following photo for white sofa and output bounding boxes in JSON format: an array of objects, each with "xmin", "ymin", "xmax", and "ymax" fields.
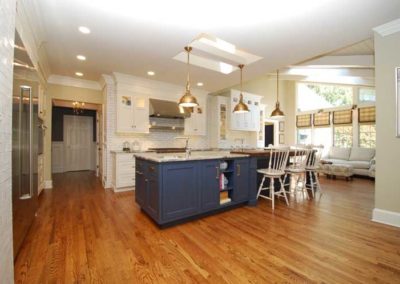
[{"xmin": 322, "ymin": 147, "xmax": 375, "ymax": 177}]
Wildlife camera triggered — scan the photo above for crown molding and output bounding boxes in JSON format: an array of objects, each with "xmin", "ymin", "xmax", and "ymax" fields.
[
  {"xmin": 373, "ymin": 18, "xmax": 400, "ymax": 37},
  {"xmin": 48, "ymin": 75, "xmax": 102, "ymax": 90}
]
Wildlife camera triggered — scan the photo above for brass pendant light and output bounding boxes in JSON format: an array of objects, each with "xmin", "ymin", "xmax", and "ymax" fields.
[
  {"xmin": 233, "ymin": 64, "xmax": 250, "ymax": 113},
  {"xmin": 178, "ymin": 46, "xmax": 199, "ymax": 108},
  {"xmin": 270, "ymin": 69, "xmax": 285, "ymax": 118}
]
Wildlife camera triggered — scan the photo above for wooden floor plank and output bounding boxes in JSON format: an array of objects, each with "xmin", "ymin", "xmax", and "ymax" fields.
[{"xmin": 14, "ymin": 171, "xmax": 400, "ymax": 283}]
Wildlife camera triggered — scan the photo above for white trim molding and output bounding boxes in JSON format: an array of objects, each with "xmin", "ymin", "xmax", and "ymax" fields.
[
  {"xmin": 372, "ymin": 208, "xmax": 400, "ymax": 228},
  {"xmin": 48, "ymin": 75, "xmax": 102, "ymax": 90},
  {"xmin": 373, "ymin": 18, "xmax": 400, "ymax": 37},
  {"xmin": 44, "ymin": 180, "xmax": 53, "ymax": 189}
]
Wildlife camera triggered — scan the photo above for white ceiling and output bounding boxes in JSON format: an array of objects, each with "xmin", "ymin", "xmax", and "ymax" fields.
[{"xmin": 33, "ymin": 0, "xmax": 400, "ymax": 92}]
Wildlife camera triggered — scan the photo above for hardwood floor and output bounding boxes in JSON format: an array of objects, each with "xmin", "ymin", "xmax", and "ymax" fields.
[{"xmin": 14, "ymin": 172, "xmax": 400, "ymax": 283}]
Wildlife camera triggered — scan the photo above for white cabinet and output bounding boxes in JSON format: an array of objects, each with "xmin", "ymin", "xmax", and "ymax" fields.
[
  {"xmin": 111, "ymin": 152, "xmax": 136, "ymax": 192},
  {"xmin": 116, "ymin": 94, "xmax": 149, "ymax": 133},
  {"xmin": 230, "ymin": 89, "xmax": 261, "ymax": 132},
  {"xmin": 257, "ymin": 104, "xmax": 266, "ymax": 148},
  {"xmin": 184, "ymin": 106, "xmax": 206, "ymax": 136},
  {"xmin": 209, "ymin": 96, "xmax": 229, "ymax": 148}
]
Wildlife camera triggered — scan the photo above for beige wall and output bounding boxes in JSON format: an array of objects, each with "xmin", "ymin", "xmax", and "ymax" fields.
[
  {"xmin": 374, "ymin": 30, "xmax": 400, "ymax": 215},
  {"xmin": 43, "ymin": 84, "xmax": 103, "ymax": 181},
  {"xmin": 228, "ymin": 76, "xmax": 297, "ymax": 145}
]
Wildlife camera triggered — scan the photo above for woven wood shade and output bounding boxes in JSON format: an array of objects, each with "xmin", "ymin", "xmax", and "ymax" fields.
[
  {"xmin": 358, "ymin": 106, "xmax": 376, "ymax": 123},
  {"xmin": 313, "ymin": 112, "xmax": 330, "ymax": 127},
  {"xmin": 296, "ymin": 114, "xmax": 312, "ymax": 128},
  {"xmin": 333, "ymin": 110, "xmax": 352, "ymax": 125}
]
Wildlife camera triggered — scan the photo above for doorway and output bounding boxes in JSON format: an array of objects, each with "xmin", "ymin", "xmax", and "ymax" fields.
[
  {"xmin": 264, "ymin": 123, "xmax": 274, "ymax": 147},
  {"xmin": 51, "ymin": 100, "xmax": 102, "ymax": 174}
]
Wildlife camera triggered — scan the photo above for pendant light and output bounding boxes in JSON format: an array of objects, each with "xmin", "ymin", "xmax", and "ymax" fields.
[
  {"xmin": 233, "ymin": 64, "xmax": 250, "ymax": 113},
  {"xmin": 270, "ymin": 69, "xmax": 285, "ymax": 118},
  {"xmin": 178, "ymin": 46, "xmax": 199, "ymax": 108}
]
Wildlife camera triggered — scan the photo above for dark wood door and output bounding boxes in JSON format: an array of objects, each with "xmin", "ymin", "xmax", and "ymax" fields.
[
  {"xmin": 162, "ymin": 162, "xmax": 200, "ymax": 221},
  {"xmin": 200, "ymin": 160, "xmax": 220, "ymax": 211},
  {"xmin": 233, "ymin": 159, "xmax": 250, "ymax": 202},
  {"xmin": 264, "ymin": 124, "xmax": 274, "ymax": 147}
]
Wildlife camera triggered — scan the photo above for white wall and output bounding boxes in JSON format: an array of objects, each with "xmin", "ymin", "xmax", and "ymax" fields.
[
  {"xmin": 373, "ymin": 21, "xmax": 400, "ymax": 227},
  {"xmin": 0, "ymin": 0, "xmax": 16, "ymax": 281},
  {"xmin": 102, "ymin": 73, "xmax": 210, "ymax": 188}
]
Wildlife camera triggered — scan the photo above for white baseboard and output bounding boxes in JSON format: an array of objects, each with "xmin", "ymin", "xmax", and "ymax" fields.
[
  {"xmin": 44, "ymin": 180, "xmax": 53, "ymax": 189},
  {"xmin": 372, "ymin": 208, "xmax": 400, "ymax": 228}
]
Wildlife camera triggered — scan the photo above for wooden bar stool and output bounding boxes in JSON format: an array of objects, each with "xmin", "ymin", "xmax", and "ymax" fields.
[
  {"xmin": 284, "ymin": 147, "xmax": 312, "ymax": 200},
  {"xmin": 305, "ymin": 145, "xmax": 324, "ymax": 197},
  {"xmin": 256, "ymin": 148, "xmax": 290, "ymax": 210}
]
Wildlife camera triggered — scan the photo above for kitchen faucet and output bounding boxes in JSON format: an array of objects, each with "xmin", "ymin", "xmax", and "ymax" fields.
[
  {"xmin": 234, "ymin": 138, "xmax": 245, "ymax": 151},
  {"xmin": 175, "ymin": 136, "xmax": 191, "ymax": 158}
]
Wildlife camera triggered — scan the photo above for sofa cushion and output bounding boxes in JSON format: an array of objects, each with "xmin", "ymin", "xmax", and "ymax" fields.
[
  {"xmin": 346, "ymin": 161, "xmax": 371, "ymax": 169},
  {"xmin": 323, "ymin": 158, "xmax": 348, "ymax": 164},
  {"xmin": 349, "ymin": 147, "xmax": 375, "ymax": 162},
  {"xmin": 328, "ymin": 147, "xmax": 351, "ymax": 160}
]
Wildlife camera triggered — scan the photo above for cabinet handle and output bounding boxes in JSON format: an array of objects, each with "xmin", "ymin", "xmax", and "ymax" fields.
[
  {"xmin": 215, "ymin": 166, "xmax": 219, "ymax": 179},
  {"xmin": 145, "ymin": 179, "xmax": 148, "ymax": 182},
  {"xmin": 237, "ymin": 164, "xmax": 241, "ymax": 176},
  {"xmin": 136, "ymin": 171, "xmax": 143, "ymax": 175}
]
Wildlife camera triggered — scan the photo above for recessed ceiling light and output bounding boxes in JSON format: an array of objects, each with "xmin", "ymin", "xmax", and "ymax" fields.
[
  {"xmin": 76, "ymin": 55, "xmax": 86, "ymax": 61},
  {"xmin": 75, "ymin": 72, "xmax": 83, "ymax": 77},
  {"xmin": 78, "ymin": 26, "xmax": 91, "ymax": 34},
  {"xmin": 147, "ymin": 71, "xmax": 155, "ymax": 76},
  {"xmin": 197, "ymin": 82, "xmax": 204, "ymax": 87}
]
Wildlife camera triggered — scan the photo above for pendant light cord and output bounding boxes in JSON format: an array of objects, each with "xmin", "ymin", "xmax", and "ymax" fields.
[
  {"xmin": 239, "ymin": 64, "xmax": 244, "ymax": 100},
  {"xmin": 185, "ymin": 46, "xmax": 192, "ymax": 92},
  {"xmin": 276, "ymin": 69, "xmax": 279, "ymax": 103}
]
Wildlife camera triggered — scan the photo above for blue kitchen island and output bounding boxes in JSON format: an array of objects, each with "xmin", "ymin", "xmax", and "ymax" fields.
[{"xmin": 134, "ymin": 151, "xmax": 257, "ymax": 227}]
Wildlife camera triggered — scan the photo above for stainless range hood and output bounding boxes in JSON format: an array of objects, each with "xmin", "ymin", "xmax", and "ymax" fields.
[{"xmin": 149, "ymin": 99, "xmax": 190, "ymax": 119}]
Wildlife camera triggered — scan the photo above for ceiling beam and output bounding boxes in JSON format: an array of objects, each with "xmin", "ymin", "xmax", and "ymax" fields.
[{"xmin": 294, "ymin": 55, "xmax": 374, "ymax": 68}]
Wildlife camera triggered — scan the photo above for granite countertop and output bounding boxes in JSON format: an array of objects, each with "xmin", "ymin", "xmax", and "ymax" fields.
[
  {"xmin": 110, "ymin": 150, "xmax": 147, "ymax": 154},
  {"xmin": 134, "ymin": 150, "xmax": 249, "ymax": 163}
]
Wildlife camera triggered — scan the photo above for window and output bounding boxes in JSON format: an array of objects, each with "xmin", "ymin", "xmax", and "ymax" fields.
[
  {"xmin": 334, "ymin": 126, "xmax": 353, "ymax": 147},
  {"xmin": 297, "ymin": 128, "xmax": 312, "ymax": 145},
  {"xmin": 359, "ymin": 88, "xmax": 376, "ymax": 103},
  {"xmin": 313, "ymin": 127, "xmax": 332, "ymax": 155},
  {"xmin": 359, "ymin": 124, "xmax": 376, "ymax": 148},
  {"xmin": 297, "ymin": 83, "xmax": 353, "ymax": 112}
]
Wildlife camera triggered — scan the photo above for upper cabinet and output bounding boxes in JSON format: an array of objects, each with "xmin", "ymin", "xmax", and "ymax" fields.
[
  {"xmin": 257, "ymin": 104, "xmax": 266, "ymax": 148},
  {"xmin": 116, "ymin": 94, "xmax": 149, "ymax": 133},
  {"xmin": 209, "ymin": 96, "xmax": 229, "ymax": 148},
  {"xmin": 184, "ymin": 106, "xmax": 206, "ymax": 136},
  {"xmin": 230, "ymin": 89, "xmax": 261, "ymax": 132}
]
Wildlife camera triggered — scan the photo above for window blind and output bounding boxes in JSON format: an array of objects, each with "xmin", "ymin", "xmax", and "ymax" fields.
[
  {"xmin": 333, "ymin": 110, "xmax": 352, "ymax": 125},
  {"xmin": 296, "ymin": 114, "xmax": 312, "ymax": 128},
  {"xmin": 313, "ymin": 112, "xmax": 330, "ymax": 126},
  {"xmin": 358, "ymin": 106, "xmax": 375, "ymax": 123}
]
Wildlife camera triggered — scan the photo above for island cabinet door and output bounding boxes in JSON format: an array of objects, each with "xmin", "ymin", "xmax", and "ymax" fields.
[
  {"xmin": 135, "ymin": 159, "xmax": 147, "ymax": 207},
  {"xmin": 233, "ymin": 159, "xmax": 250, "ymax": 202},
  {"xmin": 200, "ymin": 160, "xmax": 220, "ymax": 211},
  {"xmin": 146, "ymin": 163, "xmax": 160, "ymax": 220},
  {"xmin": 161, "ymin": 162, "xmax": 200, "ymax": 222}
]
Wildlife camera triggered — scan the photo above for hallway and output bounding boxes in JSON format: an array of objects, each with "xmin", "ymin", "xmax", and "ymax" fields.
[{"xmin": 14, "ymin": 172, "xmax": 400, "ymax": 283}]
